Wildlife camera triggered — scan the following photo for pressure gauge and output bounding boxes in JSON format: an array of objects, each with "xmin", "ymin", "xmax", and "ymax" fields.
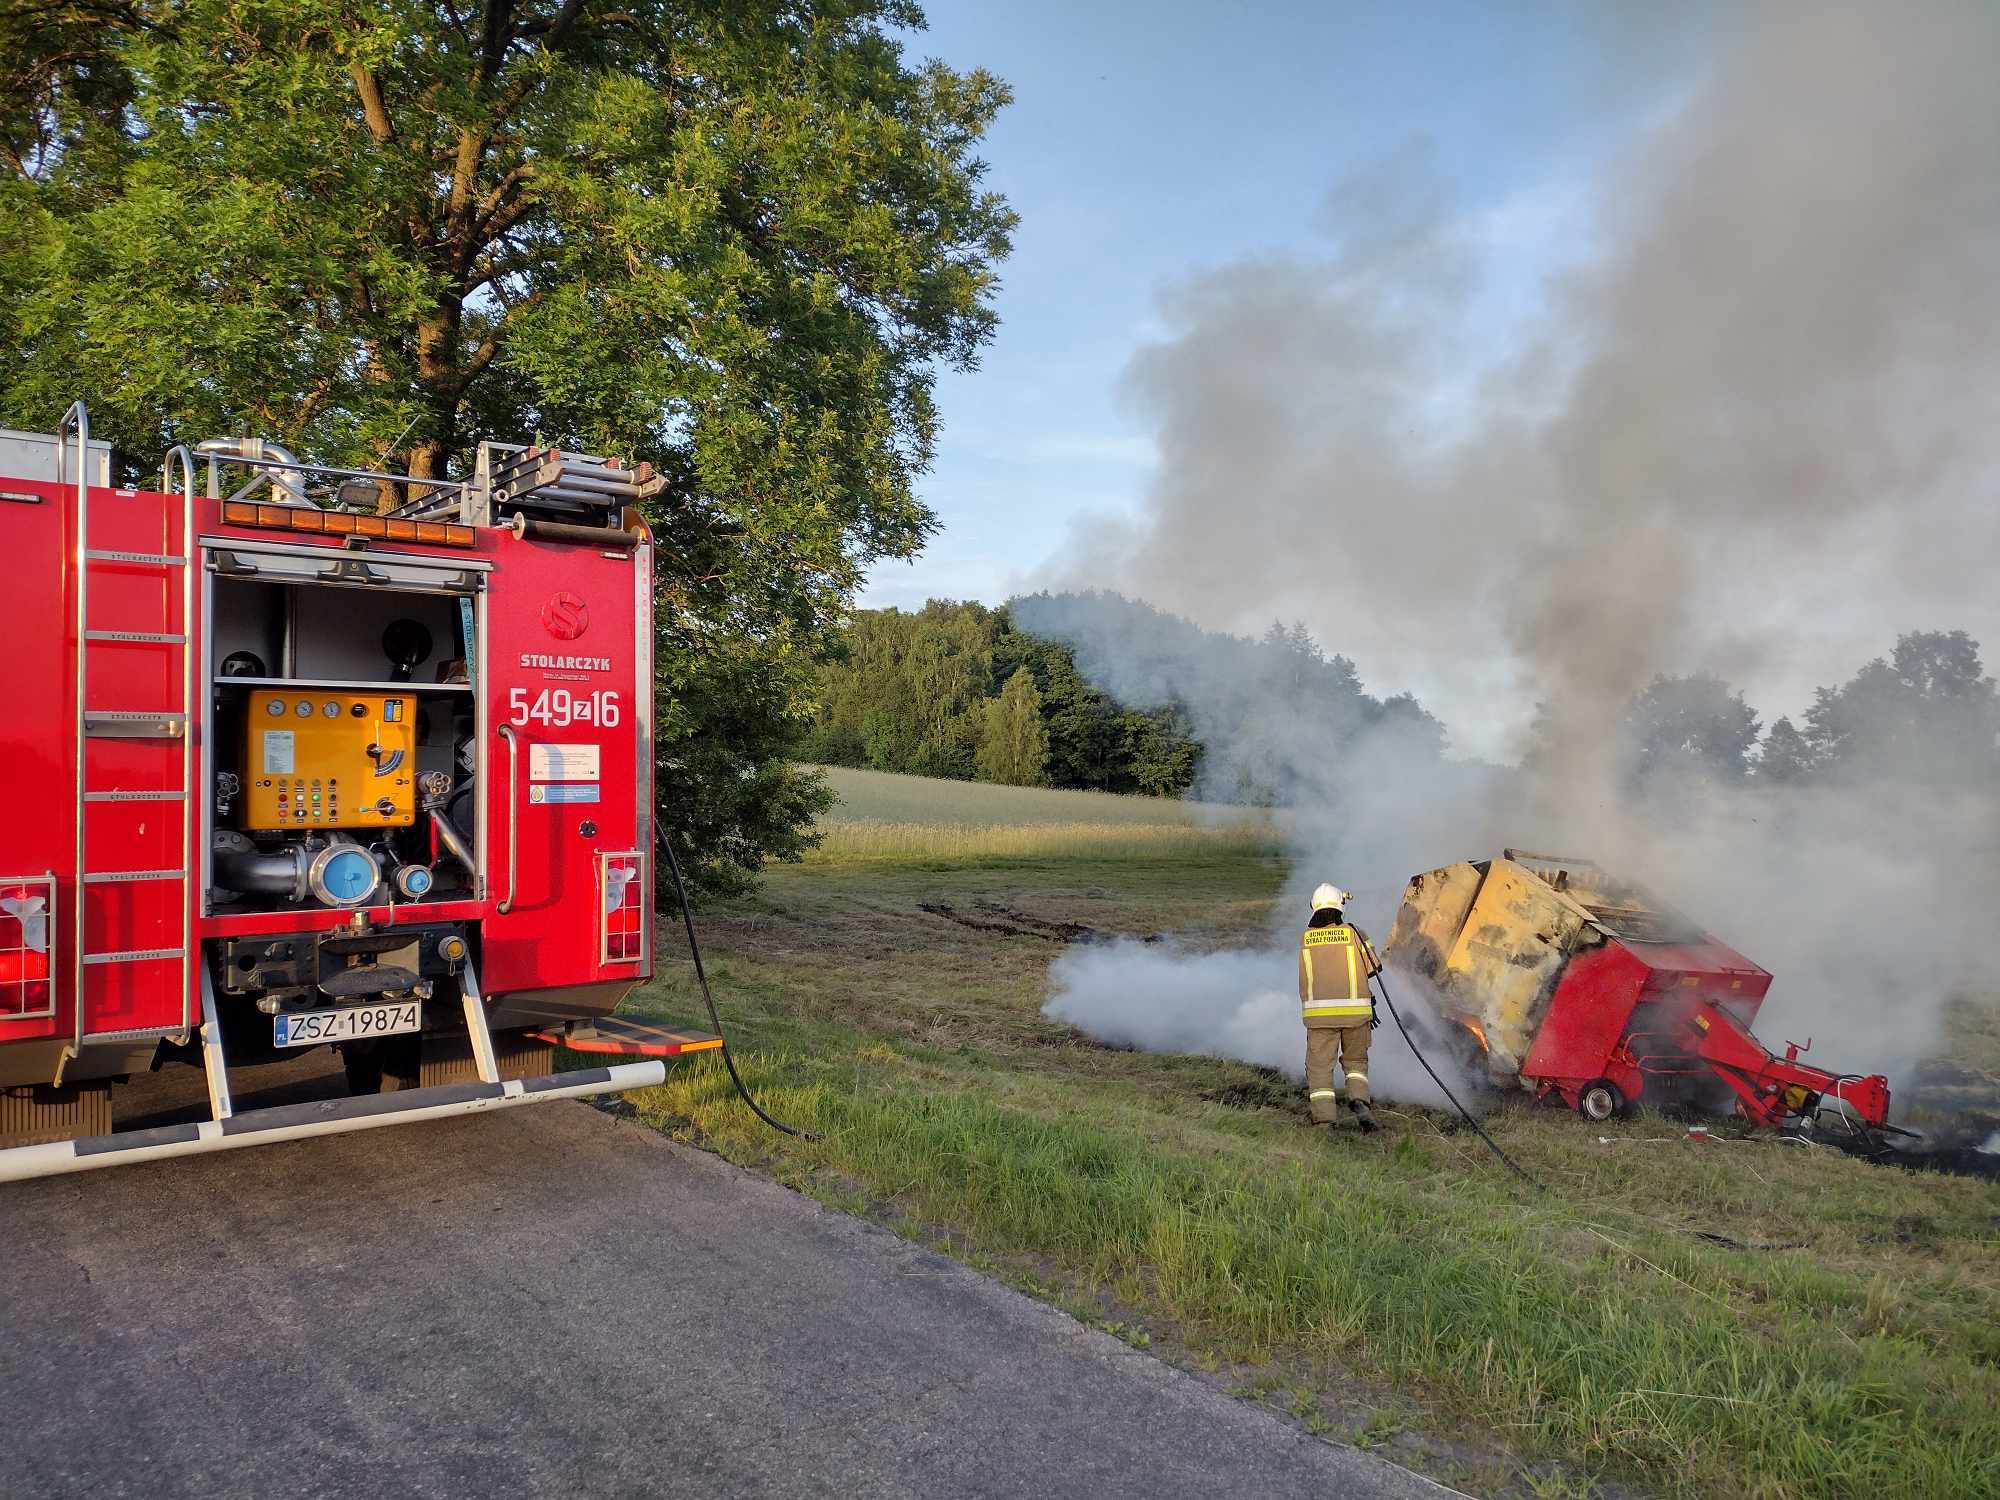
[
  {"xmin": 294, "ymin": 699, "xmax": 314, "ymax": 717},
  {"xmin": 322, "ymin": 700, "xmax": 340, "ymax": 718},
  {"xmin": 265, "ymin": 699, "xmax": 286, "ymax": 717}
]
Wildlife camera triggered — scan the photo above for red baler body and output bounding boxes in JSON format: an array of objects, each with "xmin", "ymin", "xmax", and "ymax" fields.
[{"xmin": 1387, "ymin": 851, "xmax": 1893, "ymax": 1128}]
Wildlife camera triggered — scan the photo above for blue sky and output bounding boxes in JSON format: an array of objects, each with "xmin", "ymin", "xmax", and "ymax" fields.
[{"xmin": 864, "ymin": 2, "xmax": 1701, "ymax": 618}]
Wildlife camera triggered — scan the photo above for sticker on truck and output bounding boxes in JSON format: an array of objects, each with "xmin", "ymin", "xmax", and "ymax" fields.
[
  {"xmin": 529, "ymin": 783, "xmax": 600, "ymax": 804},
  {"xmin": 528, "ymin": 742, "xmax": 601, "ymax": 780}
]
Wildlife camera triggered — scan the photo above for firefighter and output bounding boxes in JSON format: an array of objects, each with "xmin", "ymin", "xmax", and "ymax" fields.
[{"xmin": 1300, "ymin": 883, "xmax": 1382, "ymax": 1134}]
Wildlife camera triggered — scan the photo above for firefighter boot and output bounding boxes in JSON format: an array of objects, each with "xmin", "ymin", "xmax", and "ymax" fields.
[{"xmin": 1350, "ymin": 1099, "xmax": 1380, "ymax": 1135}]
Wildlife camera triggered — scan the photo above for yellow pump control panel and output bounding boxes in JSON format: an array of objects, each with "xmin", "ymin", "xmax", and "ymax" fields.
[{"xmin": 243, "ymin": 691, "xmax": 416, "ymax": 830}]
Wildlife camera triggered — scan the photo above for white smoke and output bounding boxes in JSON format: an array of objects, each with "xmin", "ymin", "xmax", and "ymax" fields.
[
  {"xmin": 1031, "ymin": 2, "xmax": 2000, "ymax": 1104},
  {"xmin": 1044, "ymin": 940, "xmax": 1460, "ymax": 1108}
]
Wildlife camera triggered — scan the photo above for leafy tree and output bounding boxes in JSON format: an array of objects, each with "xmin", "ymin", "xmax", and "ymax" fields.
[
  {"xmin": 1618, "ymin": 673, "xmax": 1761, "ymax": 785},
  {"xmin": 1121, "ymin": 705, "xmax": 1199, "ymax": 798},
  {"xmin": 1755, "ymin": 716, "xmax": 1818, "ymax": 784},
  {"xmin": 795, "ymin": 719, "xmax": 865, "ymax": 768},
  {"xmin": 798, "ymin": 598, "xmax": 1204, "ymax": 795},
  {"xmin": 1802, "ymin": 630, "xmax": 1999, "ymax": 784},
  {"xmin": 1, "ymin": 1, "xmax": 1014, "ymax": 892},
  {"xmin": 903, "ymin": 603, "xmax": 997, "ymax": 777},
  {"xmin": 1026, "ymin": 641, "xmax": 1127, "ymax": 792},
  {"xmin": 976, "ymin": 667, "xmax": 1049, "ymax": 786}
]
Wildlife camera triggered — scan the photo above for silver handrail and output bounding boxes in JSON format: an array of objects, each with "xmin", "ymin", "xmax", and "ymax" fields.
[
  {"xmin": 176, "ymin": 442, "xmax": 196, "ymax": 1036},
  {"xmin": 497, "ymin": 725, "xmax": 519, "ymax": 913},
  {"xmin": 159, "ymin": 445, "xmax": 195, "ymax": 500},
  {"xmin": 197, "ymin": 448, "xmax": 468, "ymax": 505},
  {"xmin": 58, "ymin": 401, "xmax": 89, "ymax": 1053}
]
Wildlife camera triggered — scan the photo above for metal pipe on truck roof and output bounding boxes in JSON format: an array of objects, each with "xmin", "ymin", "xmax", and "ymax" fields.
[{"xmin": 195, "ymin": 436, "xmax": 308, "ymax": 506}]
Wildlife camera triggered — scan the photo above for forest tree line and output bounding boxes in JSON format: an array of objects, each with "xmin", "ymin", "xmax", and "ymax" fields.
[
  {"xmin": 803, "ymin": 591, "xmax": 2000, "ymax": 803},
  {"xmin": 797, "ymin": 593, "xmax": 1451, "ymax": 801},
  {"xmin": 796, "ymin": 599, "xmax": 1203, "ymax": 795},
  {"xmin": 1610, "ymin": 628, "xmax": 2000, "ymax": 789}
]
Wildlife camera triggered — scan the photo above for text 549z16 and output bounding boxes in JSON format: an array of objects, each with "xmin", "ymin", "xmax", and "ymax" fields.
[{"xmin": 506, "ymin": 688, "xmax": 621, "ymax": 728}]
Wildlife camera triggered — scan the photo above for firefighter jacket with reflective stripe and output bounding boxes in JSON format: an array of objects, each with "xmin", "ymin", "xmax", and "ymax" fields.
[{"xmin": 1299, "ymin": 923, "xmax": 1379, "ymax": 1025}]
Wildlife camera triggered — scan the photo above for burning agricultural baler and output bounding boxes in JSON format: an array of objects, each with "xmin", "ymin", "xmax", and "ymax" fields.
[{"xmin": 1384, "ymin": 850, "xmax": 1895, "ymax": 1134}]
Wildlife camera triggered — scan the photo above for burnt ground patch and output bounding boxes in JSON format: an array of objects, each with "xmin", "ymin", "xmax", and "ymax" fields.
[
  {"xmin": 1200, "ymin": 1071, "xmax": 1304, "ymax": 1114},
  {"xmin": 919, "ymin": 900, "xmax": 1102, "ymax": 943}
]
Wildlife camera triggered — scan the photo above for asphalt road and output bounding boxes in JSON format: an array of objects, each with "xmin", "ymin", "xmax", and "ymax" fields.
[{"xmin": 2, "ymin": 1082, "xmax": 1451, "ymax": 1499}]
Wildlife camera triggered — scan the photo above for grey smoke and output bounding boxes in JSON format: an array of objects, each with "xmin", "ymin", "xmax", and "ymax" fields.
[
  {"xmin": 1032, "ymin": 2, "xmax": 2000, "ymax": 1104},
  {"xmin": 1043, "ymin": 940, "xmax": 1461, "ymax": 1109}
]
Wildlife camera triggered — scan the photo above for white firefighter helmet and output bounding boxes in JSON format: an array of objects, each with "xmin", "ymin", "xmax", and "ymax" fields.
[{"xmin": 1310, "ymin": 883, "xmax": 1350, "ymax": 913}]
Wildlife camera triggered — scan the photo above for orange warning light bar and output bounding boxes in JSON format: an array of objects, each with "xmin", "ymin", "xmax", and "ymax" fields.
[{"xmin": 222, "ymin": 500, "xmax": 475, "ymax": 547}]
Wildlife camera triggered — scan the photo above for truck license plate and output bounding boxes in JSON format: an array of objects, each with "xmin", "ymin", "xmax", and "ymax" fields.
[{"xmin": 273, "ymin": 1001, "xmax": 421, "ymax": 1048}]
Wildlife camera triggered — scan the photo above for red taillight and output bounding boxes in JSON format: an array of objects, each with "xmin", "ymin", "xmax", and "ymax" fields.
[
  {"xmin": 1, "ymin": 879, "xmax": 53, "ymax": 1017},
  {"xmin": 600, "ymin": 854, "xmax": 646, "ymax": 965},
  {"xmin": 0, "ymin": 950, "xmax": 48, "ymax": 984}
]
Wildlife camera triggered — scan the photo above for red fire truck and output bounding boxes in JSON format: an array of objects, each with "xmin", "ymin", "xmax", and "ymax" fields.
[{"xmin": 0, "ymin": 402, "xmax": 718, "ymax": 1179}]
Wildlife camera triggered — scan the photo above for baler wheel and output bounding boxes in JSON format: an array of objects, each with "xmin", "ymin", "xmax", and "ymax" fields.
[{"xmin": 1579, "ymin": 1080, "xmax": 1626, "ymax": 1122}]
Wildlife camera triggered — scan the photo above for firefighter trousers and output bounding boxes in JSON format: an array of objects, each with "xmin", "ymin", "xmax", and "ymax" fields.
[{"xmin": 1306, "ymin": 1023, "xmax": 1371, "ymax": 1121}]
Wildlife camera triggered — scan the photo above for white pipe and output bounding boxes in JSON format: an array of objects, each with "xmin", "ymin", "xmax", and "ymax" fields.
[{"xmin": 0, "ymin": 1061, "xmax": 665, "ymax": 1183}]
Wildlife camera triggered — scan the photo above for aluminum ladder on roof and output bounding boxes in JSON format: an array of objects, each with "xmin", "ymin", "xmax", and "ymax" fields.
[{"xmin": 59, "ymin": 403, "xmax": 198, "ymax": 1075}]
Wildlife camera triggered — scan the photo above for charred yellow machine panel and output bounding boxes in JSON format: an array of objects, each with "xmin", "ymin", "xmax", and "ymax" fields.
[{"xmin": 243, "ymin": 690, "xmax": 416, "ymax": 829}]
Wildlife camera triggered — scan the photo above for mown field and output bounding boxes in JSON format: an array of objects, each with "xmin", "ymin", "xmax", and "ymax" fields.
[
  {"xmin": 613, "ymin": 768, "xmax": 2000, "ymax": 1500},
  {"xmin": 802, "ymin": 764, "xmax": 1279, "ymax": 861}
]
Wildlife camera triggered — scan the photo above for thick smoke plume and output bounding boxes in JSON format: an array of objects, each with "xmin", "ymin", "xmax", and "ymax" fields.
[{"xmin": 1032, "ymin": 3, "xmax": 2000, "ymax": 1107}]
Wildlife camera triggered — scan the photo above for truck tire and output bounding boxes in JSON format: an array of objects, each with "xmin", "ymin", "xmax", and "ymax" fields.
[{"xmin": 1579, "ymin": 1080, "xmax": 1626, "ymax": 1122}]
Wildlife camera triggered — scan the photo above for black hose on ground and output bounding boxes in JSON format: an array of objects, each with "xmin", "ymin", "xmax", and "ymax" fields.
[
  {"xmin": 1371, "ymin": 969, "xmax": 1540, "ymax": 1190},
  {"xmin": 654, "ymin": 820, "xmax": 817, "ymax": 1141}
]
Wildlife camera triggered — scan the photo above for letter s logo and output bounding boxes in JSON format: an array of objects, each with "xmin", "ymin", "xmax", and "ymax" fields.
[{"xmin": 541, "ymin": 592, "xmax": 589, "ymax": 641}]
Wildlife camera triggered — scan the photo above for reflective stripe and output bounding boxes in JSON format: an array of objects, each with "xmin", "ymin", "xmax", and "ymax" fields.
[
  {"xmin": 1303, "ymin": 1004, "xmax": 1371, "ymax": 1019},
  {"xmin": 1308, "ymin": 1089, "xmax": 1339, "ymax": 1099},
  {"xmin": 1345, "ymin": 940, "xmax": 1357, "ymax": 998},
  {"xmin": 1345, "ymin": 1070, "xmax": 1368, "ymax": 1083},
  {"xmin": 1302, "ymin": 945, "xmax": 1315, "ymax": 1003}
]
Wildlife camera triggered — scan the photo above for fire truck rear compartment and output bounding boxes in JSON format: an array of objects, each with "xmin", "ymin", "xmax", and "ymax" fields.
[{"xmin": 207, "ymin": 573, "xmax": 477, "ymax": 915}]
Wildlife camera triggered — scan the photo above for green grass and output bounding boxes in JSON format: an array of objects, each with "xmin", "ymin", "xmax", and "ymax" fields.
[
  {"xmin": 804, "ymin": 765, "xmax": 1278, "ymax": 862},
  {"xmin": 813, "ymin": 764, "xmax": 1265, "ymax": 825},
  {"xmin": 610, "ymin": 774, "xmax": 2000, "ymax": 1500}
]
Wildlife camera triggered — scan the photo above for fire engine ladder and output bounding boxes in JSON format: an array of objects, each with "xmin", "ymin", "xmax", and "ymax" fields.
[{"xmin": 60, "ymin": 402, "xmax": 197, "ymax": 1074}]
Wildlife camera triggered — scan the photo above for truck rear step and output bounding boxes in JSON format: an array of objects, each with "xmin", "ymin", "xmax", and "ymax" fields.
[
  {"xmin": 527, "ymin": 1015, "xmax": 722, "ymax": 1059},
  {"xmin": 0, "ymin": 1063, "xmax": 666, "ymax": 1182}
]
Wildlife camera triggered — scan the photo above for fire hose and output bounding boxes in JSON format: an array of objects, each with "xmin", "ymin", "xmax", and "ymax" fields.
[
  {"xmin": 654, "ymin": 820, "xmax": 817, "ymax": 1141},
  {"xmin": 1371, "ymin": 969, "xmax": 1540, "ymax": 1190}
]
